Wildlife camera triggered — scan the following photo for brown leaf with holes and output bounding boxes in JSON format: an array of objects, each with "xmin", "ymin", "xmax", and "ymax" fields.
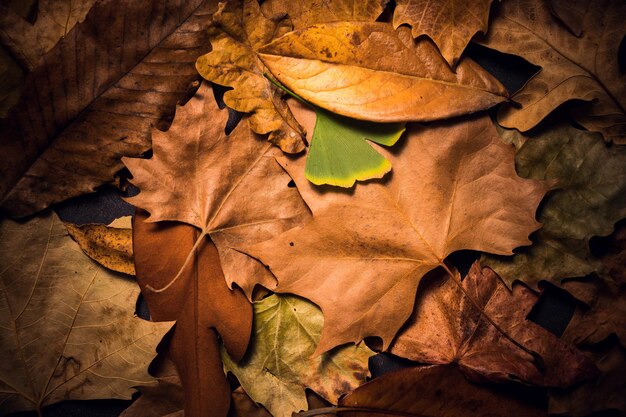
[
  {"xmin": 390, "ymin": 263, "xmax": 597, "ymax": 387},
  {"xmin": 0, "ymin": 0, "xmax": 218, "ymax": 217},
  {"xmin": 244, "ymin": 109, "xmax": 547, "ymax": 353}
]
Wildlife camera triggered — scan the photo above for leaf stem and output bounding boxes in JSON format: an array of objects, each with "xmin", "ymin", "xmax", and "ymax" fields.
[{"xmin": 439, "ymin": 262, "xmax": 545, "ymax": 372}]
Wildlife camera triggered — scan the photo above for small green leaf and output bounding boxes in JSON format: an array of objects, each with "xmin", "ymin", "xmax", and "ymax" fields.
[{"xmin": 305, "ymin": 109, "xmax": 405, "ymax": 187}]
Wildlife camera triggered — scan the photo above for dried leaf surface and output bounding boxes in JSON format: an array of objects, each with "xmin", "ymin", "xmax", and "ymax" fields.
[
  {"xmin": 0, "ymin": 212, "xmax": 172, "ymax": 416},
  {"xmin": 478, "ymin": 0, "xmax": 626, "ymax": 143},
  {"xmin": 124, "ymin": 82, "xmax": 309, "ymax": 298},
  {"xmin": 549, "ymin": 0, "xmax": 589, "ymax": 36},
  {"xmin": 260, "ymin": 0, "xmax": 385, "ymax": 28},
  {"xmin": 0, "ymin": 0, "xmax": 216, "ymax": 217},
  {"xmin": 223, "ymin": 294, "xmax": 373, "ymax": 417},
  {"xmin": 391, "ymin": 263, "xmax": 597, "ymax": 387},
  {"xmin": 246, "ymin": 115, "xmax": 547, "ymax": 353},
  {"xmin": 259, "ymin": 22, "xmax": 508, "ymax": 122},
  {"xmin": 484, "ymin": 124, "xmax": 626, "ymax": 289},
  {"xmin": 195, "ymin": 0, "xmax": 306, "ymax": 153},
  {"xmin": 393, "ymin": 0, "xmax": 496, "ymax": 66}
]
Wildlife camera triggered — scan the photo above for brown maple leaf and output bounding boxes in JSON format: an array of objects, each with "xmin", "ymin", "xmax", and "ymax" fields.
[
  {"xmin": 245, "ymin": 106, "xmax": 548, "ymax": 353},
  {"xmin": 391, "ymin": 263, "xmax": 598, "ymax": 387}
]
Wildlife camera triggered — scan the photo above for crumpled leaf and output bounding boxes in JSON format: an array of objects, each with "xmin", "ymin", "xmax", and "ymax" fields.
[
  {"xmin": 195, "ymin": 0, "xmax": 306, "ymax": 153},
  {"xmin": 124, "ymin": 82, "xmax": 309, "ymax": 299},
  {"xmin": 245, "ymin": 115, "xmax": 547, "ymax": 353},
  {"xmin": 0, "ymin": 0, "xmax": 216, "ymax": 217},
  {"xmin": 65, "ymin": 216, "xmax": 134, "ymax": 275},
  {"xmin": 477, "ymin": 0, "xmax": 626, "ymax": 143},
  {"xmin": 483, "ymin": 123, "xmax": 626, "ymax": 289},
  {"xmin": 260, "ymin": 0, "xmax": 385, "ymax": 28},
  {"xmin": 393, "ymin": 0, "xmax": 496, "ymax": 66},
  {"xmin": 259, "ymin": 22, "xmax": 508, "ymax": 123},
  {"xmin": 335, "ymin": 365, "xmax": 547, "ymax": 417},
  {"xmin": 0, "ymin": 211, "xmax": 172, "ymax": 416},
  {"xmin": 390, "ymin": 262, "xmax": 598, "ymax": 387},
  {"xmin": 223, "ymin": 294, "xmax": 374, "ymax": 417},
  {"xmin": 288, "ymin": 99, "xmax": 405, "ymax": 187}
]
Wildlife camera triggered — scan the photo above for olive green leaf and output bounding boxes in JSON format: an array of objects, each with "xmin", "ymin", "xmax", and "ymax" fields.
[
  {"xmin": 222, "ymin": 294, "xmax": 373, "ymax": 417},
  {"xmin": 483, "ymin": 124, "xmax": 626, "ymax": 288}
]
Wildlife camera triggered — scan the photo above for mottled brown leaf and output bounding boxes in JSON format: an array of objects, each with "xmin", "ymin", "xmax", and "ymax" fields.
[{"xmin": 260, "ymin": 0, "xmax": 385, "ymax": 28}]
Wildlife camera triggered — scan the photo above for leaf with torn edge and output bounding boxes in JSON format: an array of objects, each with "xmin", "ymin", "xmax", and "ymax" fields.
[
  {"xmin": 195, "ymin": 0, "xmax": 306, "ymax": 153},
  {"xmin": 390, "ymin": 262, "xmax": 597, "ymax": 387},
  {"xmin": 223, "ymin": 294, "xmax": 374, "ymax": 417},
  {"xmin": 393, "ymin": 0, "xmax": 497, "ymax": 66},
  {"xmin": 0, "ymin": 0, "xmax": 217, "ymax": 217},
  {"xmin": 477, "ymin": 0, "xmax": 626, "ymax": 143},
  {"xmin": 123, "ymin": 82, "xmax": 309, "ymax": 299},
  {"xmin": 0, "ymin": 211, "xmax": 172, "ymax": 417},
  {"xmin": 259, "ymin": 22, "xmax": 508, "ymax": 123},
  {"xmin": 245, "ymin": 115, "xmax": 548, "ymax": 353}
]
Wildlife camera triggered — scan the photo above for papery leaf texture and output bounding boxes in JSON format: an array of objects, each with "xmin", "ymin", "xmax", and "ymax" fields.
[
  {"xmin": 393, "ymin": 0, "xmax": 496, "ymax": 66},
  {"xmin": 0, "ymin": 211, "xmax": 172, "ymax": 416},
  {"xmin": 245, "ymin": 115, "xmax": 547, "ymax": 353},
  {"xmin": 548, "ymin": 0, "xmax": 588, "ymax": 36},
  {"xmin": 477, "ymin": 0, "xmax": 626, "ymax": 143},
  {"xmin": 260, "ymin": 0, "xmax": 385, "ymax": 28},
  {"xmin": 0, "ymin": 0, "xmax": 216, "ymax": 217},
  {"xmin": 195, "ymin": 0, "xmax": 306, "ymax": 153},
  {"xmin": 390, "ymin": 262, "xmax": 597, "ymax": 387},
  {"xmin": 0, "ymin": 43, "xmax": 22, "ymax": 117},
  {"xmin": 483, "ymin": 123, "xmax": 626, "ymax": 289},
  {"xmin": 259, "ymin": 22, "xmax": 508, "ymax": 122},
  {"xmin": 123, "ymin": 82, "xmax": 309, "ymax": 299},
  {"xmin": 222, "ymin": 294, "xmax": 373, "ymax": 417}
]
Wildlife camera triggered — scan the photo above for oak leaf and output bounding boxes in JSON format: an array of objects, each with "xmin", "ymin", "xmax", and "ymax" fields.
[
  {"xmin": 390, "ymin": 263, "xmax": 597, "ymax": 387},
  {"xmin": 548, "ymin": 0, "xmax": 589, "ymax": 36},
  {"xmin": 259, "ymin": 22, "xmax": 508, "ymax": 123},
  {"xmin": 0, "ymin": 211, "xmax": 172, "ymax": 416},
  {"xmin": 245, "ymin": 115, "xmax": 547, "ymax": 353},
  {"xmin": 477, "ymin": 0, "xmax": 626, "ymax": 143},
  {"xmin": 483, "ymin": 123, "xmax": 626, "ymax": 289},
  {"xmin": 223, "ymin": 294, "xmax": 374, "ymax": 417},
  {"xmin": 123, "ymin": 82, "xmax": 309, "ymax": 298},
  {"xmin": 393, "ymin": 0, "xmax": 496, "ymax": 66},
  {"xmin": 195, "ymin": 0, "xmax": 306, "ymax": 153},
  {"xmin": 0, "ymin": 0, "xmax": 217, "ymax": 217}
]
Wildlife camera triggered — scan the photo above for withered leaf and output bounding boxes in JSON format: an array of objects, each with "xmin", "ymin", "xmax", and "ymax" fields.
[
  {"xmin": 0, "ymin": 211, "xmax": 172, "ymax": 416},
  {"xmin": 132, "ymin": 209, "xmax": 253, "ymax": 417},
  {"xmin": 548, "ymin": 0, "xmax": 589, "ymax": 36},
  {"xmin": 124, "ymin": 82, "xmax": 309, "ymax": 298},
  {"xmin": 245, "ymin": 115, "xmax": 547, "ymax": 353},
  {"xmin": 0, "ymin": 0, "xmax": 216, "ymax": 217},
  {"xmin": 195, "ymin": 0, "xmax": 306, "ymax": 153},
  {"xmin": 393, "ymin": 0, "xmax": 496, "ymax": 66},
  {"xmin": 260, "ymin": 0, "xmax": 385, "ymax": 28},
  {"xmin": 477, "ymin": 0, "xmax": 626, "ymax": 143},
  {"xmin": 259, "ymin": 22, "xmax": 508, "ymax": 122},
  {"xmin": 223, "ymin": 294, "xmax": 373, "ymax": 417},
  {"xmin": 390, "ymin": 263, "xmax": 597, "ymax": 387}
]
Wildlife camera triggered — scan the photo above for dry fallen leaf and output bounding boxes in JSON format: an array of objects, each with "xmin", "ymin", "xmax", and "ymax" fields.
[
  {"xmin": 0, "ymin": 211, "xmax": 172, "ymax": 416},
  {"xmin": 391, "ymin": 262, "xmax": 597, "ymax": 387},
  {"xmin": 548, "ymin": 0, "xmax": 588, "ymax": 36},
  {"xmin": 259, "ymin": 22, "xmax": 508, "ymax": 122},
  {"xmin": 65, "ymin": 216, "xmax": 134, "ymax": 275},
  {"xmin": 195, "ymin": 0, "xmax": 306, "ymax": 153},
  {"xmin": 124, "ymin": 82, "xmax": 309, "ymax": 299},
  {"xmin": 245, "ymin": 115, "xmax": 547, "ymax": 353},
  {"xmin": 477, "ymin": 0, "xmax": 626, "ymax": 143},
  {"xmin": 393, "ymin": 0, "xmax": 496, "ymax": 66},
  {"xmin": 223, "ymin": 294, "xmax": 373, "ymax": 417},
  {"xmin": 132, "ymin": 209, "xmax": 253, "ymax": 417},
  {"xmin": 0, "ymin": 0, "xmax": 217, "ymax": 217},
  {"xmin": 260, "ymin": 0, "xmax": 385, "ymax": 28}
]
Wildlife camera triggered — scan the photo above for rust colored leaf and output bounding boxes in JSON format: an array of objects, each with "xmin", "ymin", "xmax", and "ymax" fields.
[
  {"xmin": 391, "ymin": 263, "xmax": 597, "ymax": 387},
  {"xmin": 0, "ymin": 0, "xmax": 217, "ymax": 217},
  {"xmin": 245, "ymin": 114, "xmax": 547, "ymax": 353},
  {"xmin": 259, "ymin": 22, "xmax": 508, "ymax": 123},
  {"xmin": 260, "ymin": 0, "xmax": 385, "ymax": 28},
  {"xmin": 195, "ymin": 0, "xmax": 306, "ymax": 153},
  {"xmin": 124, "ymin": 82, "xmax": 309, "ymax": 298},
  {"xmin": 477, "ymin": 0, "xmax": 626, "ymax": 143},
  {"xmin": 393, "ymin": 0, "xmax": 496, "ymax": 66}
]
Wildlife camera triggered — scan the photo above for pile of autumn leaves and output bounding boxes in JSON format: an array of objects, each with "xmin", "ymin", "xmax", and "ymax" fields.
[{"xmin": 0, "ymin": 0, "xmax": 625, "ymax": 416}]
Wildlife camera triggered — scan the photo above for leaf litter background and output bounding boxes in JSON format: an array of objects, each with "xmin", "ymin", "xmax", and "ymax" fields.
[{"xmin": 0, "ymin": 0, "xmax": 625, "ymax": 416}]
